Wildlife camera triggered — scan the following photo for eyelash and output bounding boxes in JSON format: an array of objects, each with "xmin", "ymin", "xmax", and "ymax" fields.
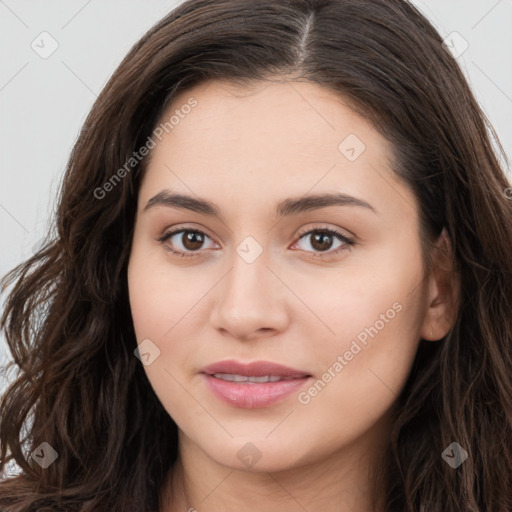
[{"xmin": 157, "ymin": 225, "xmax": 355, "ymax": 259}]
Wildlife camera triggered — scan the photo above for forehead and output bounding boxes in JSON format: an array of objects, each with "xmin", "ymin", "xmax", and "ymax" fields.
[
  {"xmin": 154, "ymin": 78, "xmax": 384, "ymax": 160},
  {"xmin": 139, "ymin": 79, "xmax": 415, "ymax": 222}
]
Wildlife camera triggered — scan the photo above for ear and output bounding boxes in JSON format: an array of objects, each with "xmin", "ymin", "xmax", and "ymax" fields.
[{"xmin": 420, "ymin": 227, "xmax": 460, "ymax": 341}]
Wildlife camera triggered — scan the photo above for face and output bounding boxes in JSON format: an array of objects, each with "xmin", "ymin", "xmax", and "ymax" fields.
[{"xmin": 127, "ymin": 78, "xmax": 436, "ymax": 473}]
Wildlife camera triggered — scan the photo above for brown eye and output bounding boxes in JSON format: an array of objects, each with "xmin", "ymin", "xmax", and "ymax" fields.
[
  {"xmin": 158, "ymin": 229, "xmax": 216, "ymax": 257},
  {"xmin": 179, "ymin": 231, "xmax": 205, "ymax": 251},
  {"xmin": 309, "ymin": 231, "xmax": 335, "ymax": 252},
  {"xmin": 293, "ymin": 227, "xmax": 355, "ymax": 258}
]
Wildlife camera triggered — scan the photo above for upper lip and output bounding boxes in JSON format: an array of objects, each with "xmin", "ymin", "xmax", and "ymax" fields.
[{"xmin": 201, "ymin": 360, "xmax": 311, "ymax": 378}]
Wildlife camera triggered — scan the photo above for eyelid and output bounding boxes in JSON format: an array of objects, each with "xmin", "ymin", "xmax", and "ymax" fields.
[
  {"xmin": 290, "ymin": 225, "xmax": 355, "ymax": 257},
  {"xmin": 156, "ymin": 224, "xmax": 218, "ymax": 258},
  {"xmin": 157, "ymin": 223, "xmax": 355, "ymax": 258},
  {"xmin": 294, "ymin": 224, "xmax": 354, "ymax": 243}
]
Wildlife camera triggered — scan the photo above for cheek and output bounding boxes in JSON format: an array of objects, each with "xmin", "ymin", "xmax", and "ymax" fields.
[
  {"xmin": 127, "ymin": 262, "xmax": 168, "ymax": 342},
  {"xmin": 300, "ymin": 246, "xmax": 426, "ymax": 397},
  {"xmin": 289, "ymin": 292, "xmax": 423, "ymax": 461},
  {"xmin": 302, "ymin": 307, "xmax": 423, "ymax": 436},
  {"xmin": 127, "ymin": 252, "xmax": 202, "ymax": 424},
  {"xmin": 307, "ymin": 292, "xmax": 421, "ymax": 400},
  {"xmin": 127, "ymin": 247, "xmax": 206, "ymax": 341},
  {"xmin": 127, "ymin": 248, "xmax": 217, "ymax": 394},
  {"xmin": 306, "ymin": 281, "xmax": 422, "ymax": 359}
]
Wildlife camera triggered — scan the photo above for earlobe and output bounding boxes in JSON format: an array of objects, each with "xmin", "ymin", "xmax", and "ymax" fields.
[{"xmin": 421, "ymin": 227, "xmax": 461, "ymax": 341}]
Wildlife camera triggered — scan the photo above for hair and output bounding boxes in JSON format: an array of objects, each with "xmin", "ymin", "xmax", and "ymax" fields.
[{"xmin": 1, "ymin": 0, "xmax": 511, "ymax": 510}]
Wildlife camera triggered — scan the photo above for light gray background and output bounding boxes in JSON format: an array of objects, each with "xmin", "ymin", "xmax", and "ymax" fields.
[{"xmin": 1, "ymin": 0, "xmax": 512, "ymax": 393}]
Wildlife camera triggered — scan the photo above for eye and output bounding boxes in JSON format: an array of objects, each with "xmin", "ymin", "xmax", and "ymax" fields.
[
  {"xmin": 291, "ymin": 226, "xmax": 355, "ymax": 258},
  {"xmin": 157, "ymin": 227, "xmax": 217, "ymax": 258},
  {"xmin": 157, "ymin": 224, "xmax": 355, "ymax": 259}
]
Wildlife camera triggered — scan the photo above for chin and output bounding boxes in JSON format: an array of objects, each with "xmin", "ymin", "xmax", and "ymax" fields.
[{"xmin": 203, "ymin": 435, "xmax": 312, "ymax": 473}]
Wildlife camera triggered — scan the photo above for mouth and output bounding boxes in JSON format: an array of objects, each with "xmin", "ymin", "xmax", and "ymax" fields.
[
  {"xmin": 210, "ymin": 373, "xmax": 300, "ymax": 383},
  {"xmin": 200, "ymin": 360, "xmax": 312, "ymax": 409}
]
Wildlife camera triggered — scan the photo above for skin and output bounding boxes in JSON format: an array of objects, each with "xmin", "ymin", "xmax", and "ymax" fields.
[{"xmin": 127, "ymin": 78, "xmax": 459, "ymax": 512}]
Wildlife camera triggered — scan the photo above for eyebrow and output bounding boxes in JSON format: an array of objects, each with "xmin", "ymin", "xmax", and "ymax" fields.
[{"xmin": 143, "ymin": 190, "xmax": 377, "ymax": 218}]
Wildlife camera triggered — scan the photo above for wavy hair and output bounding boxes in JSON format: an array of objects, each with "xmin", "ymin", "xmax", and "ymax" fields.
[{"xmin": 1, "ymin": 0, "xmax": 512, "ymax": 510}]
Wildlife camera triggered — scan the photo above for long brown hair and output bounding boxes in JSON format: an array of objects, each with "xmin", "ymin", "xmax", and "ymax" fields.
[{"xmin": 1, "ymin": 1, "xmax": 511, "ymax": 510}]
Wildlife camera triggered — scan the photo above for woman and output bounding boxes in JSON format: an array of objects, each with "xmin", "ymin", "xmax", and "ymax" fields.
[{"xmin": 1, "ymin": 0, "xmax": 511, "ymax": 510}]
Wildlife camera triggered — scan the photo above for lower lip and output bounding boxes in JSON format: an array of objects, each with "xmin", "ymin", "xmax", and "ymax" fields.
[{"xmin": 202, "ymin": 374, "xmax": 311, "ymax": 409}]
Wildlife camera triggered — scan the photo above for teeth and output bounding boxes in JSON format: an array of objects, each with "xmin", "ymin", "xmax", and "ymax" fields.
[{"xmin": 213, "ymin": 373, "xmax": 286, "ymax": 383}]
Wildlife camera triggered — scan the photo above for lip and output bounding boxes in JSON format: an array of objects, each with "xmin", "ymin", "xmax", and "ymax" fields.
[
  {"xmin": 201, "ymin": 359, "xmax": 310, "ymax": 378},
  {"xmin": 200, "ymin": 359, "xmax": 312, "ymax": 409}
]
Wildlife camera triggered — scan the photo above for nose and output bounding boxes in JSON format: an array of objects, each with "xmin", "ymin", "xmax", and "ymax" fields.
[{"xmin": 209, "ymin": 249, "xmax": 290, "ymax": 341}]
